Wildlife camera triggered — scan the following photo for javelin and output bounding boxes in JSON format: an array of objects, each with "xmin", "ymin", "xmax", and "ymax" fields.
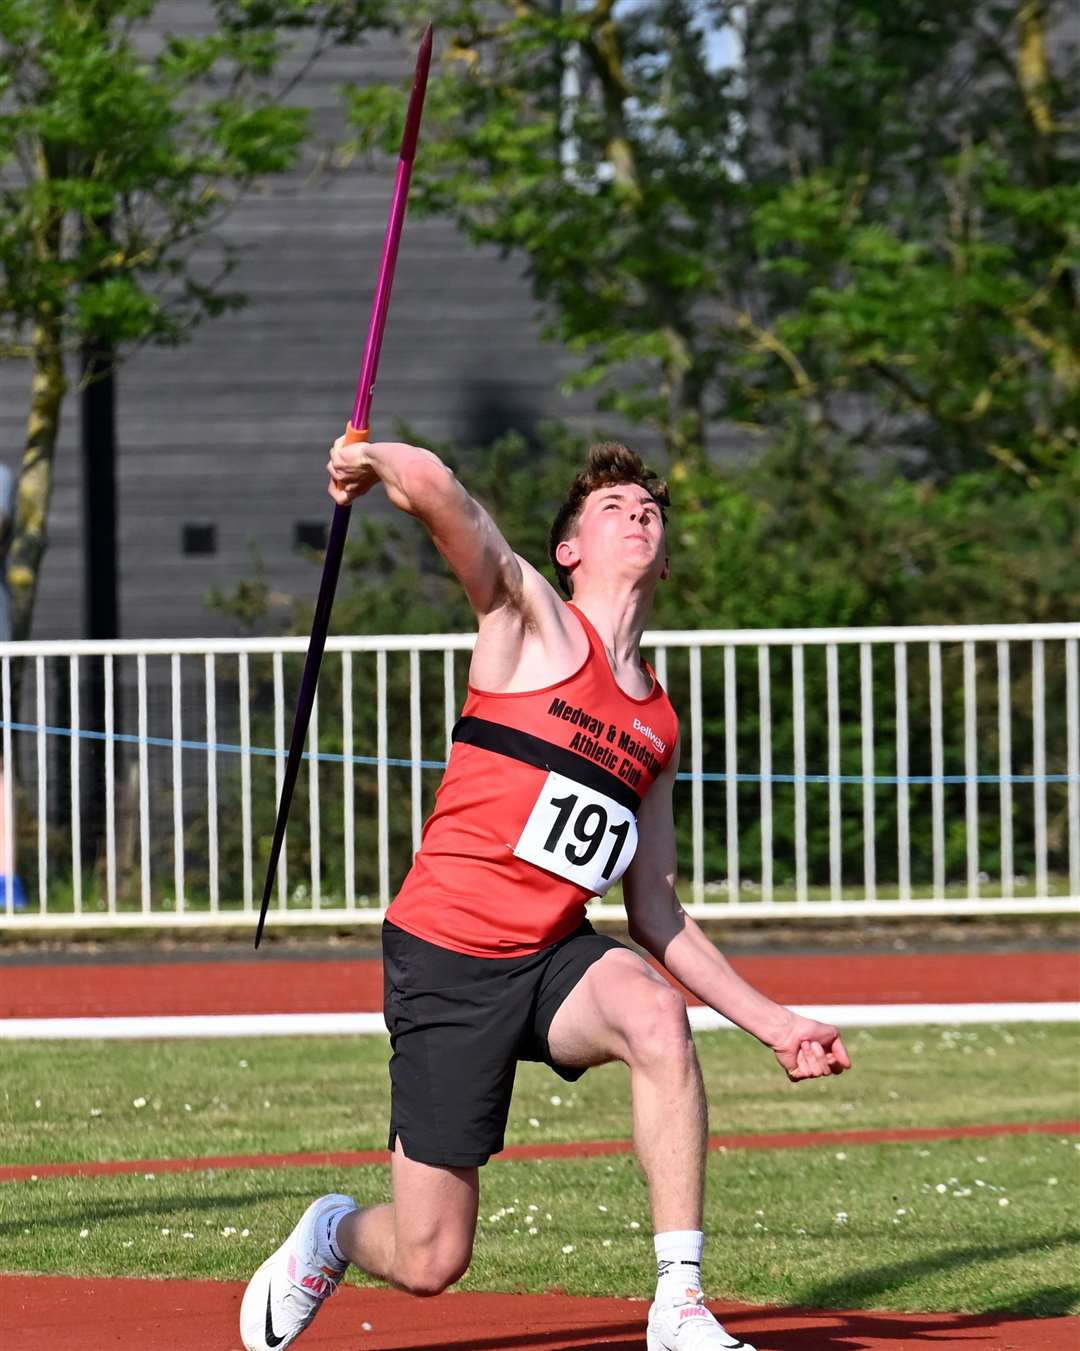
[{"xmin": 255, "ymin": 24, "xmax": 434, "ymax": 948}]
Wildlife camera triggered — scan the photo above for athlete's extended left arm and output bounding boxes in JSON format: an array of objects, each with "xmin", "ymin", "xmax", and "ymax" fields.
[{"xmin": 622, "ymin": 748, "xmax": 851, "ymax": 1082}]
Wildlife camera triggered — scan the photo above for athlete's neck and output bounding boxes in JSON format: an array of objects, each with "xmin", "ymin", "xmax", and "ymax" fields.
[{"xmin": 570, "ymin": 585, "xmax": 655, "ymax": 673}]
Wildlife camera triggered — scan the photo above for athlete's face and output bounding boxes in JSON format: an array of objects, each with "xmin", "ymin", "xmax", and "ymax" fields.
[{"xmin": 556, "ymin": 484, "xmax": 669, "ymax": 592}]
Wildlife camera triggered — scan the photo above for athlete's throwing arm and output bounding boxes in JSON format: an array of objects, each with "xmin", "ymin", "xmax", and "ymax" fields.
[{"xmin": 327, "ymin": 436, "xmax": 592, "ymax": 693}]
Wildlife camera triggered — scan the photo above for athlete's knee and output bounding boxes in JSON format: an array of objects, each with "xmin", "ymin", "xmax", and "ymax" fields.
[
  {"xmin": 395, "ymin": 1239, "xmax": 472, "ymax": 1297},
  {"xmin": 620, "ymin": 979, "xmax": 693, "ymax": 1068}
]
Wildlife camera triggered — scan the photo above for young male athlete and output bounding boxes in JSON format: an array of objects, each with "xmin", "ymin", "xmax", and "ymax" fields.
[{"xmin": 241, "ymin": 437, "xmax": 852, "ymax": 1351}]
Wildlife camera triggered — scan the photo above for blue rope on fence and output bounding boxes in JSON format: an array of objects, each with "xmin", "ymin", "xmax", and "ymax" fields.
[{"xmin": 2, "ymin": 719, "xmax": 1076, "ymax": 786}]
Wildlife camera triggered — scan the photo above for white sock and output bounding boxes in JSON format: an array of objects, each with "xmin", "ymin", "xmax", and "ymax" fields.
[
  {"xmin": 316, "ymin": 1206, "xmax": 353, "ymax": 1271},
  {"xmin": 654, "ymin": 1229, "xmax": 705, "ymax": 1305}
]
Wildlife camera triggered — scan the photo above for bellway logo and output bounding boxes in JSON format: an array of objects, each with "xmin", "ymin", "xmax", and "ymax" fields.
[{"xmin": 632, "ymin": 717, "xmax": 667, "ymax": 755}]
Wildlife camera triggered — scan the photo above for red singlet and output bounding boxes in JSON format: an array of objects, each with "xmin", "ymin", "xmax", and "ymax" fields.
[{"xmin": 387, "ymin": 605, "xmax": 680, "ymax": 956}]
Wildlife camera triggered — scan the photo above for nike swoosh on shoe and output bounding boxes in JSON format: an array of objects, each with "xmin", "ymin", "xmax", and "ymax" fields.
[{"xmin": 265, "ymin": 1287, "xmax": 287, "ymax": 1348}]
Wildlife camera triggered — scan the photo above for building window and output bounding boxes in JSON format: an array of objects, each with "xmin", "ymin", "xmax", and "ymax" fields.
[
  {"xmin": 181, "ymin": 521, "xmax": 216, "ymax": 556},
  {"xmin": 294, "ymin": 520, "xmax": 328, "ymax": 552}
]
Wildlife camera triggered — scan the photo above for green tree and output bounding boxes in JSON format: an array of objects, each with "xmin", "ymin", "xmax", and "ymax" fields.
[
  {"xmin": 345, "ymin": 1, "xmax": 1077, "ymax": 484},
  {"xmin": 742, "ymin": 1, "xmax": 1079, "ymax": 485},
  {"xmin": 0, "ymin": 0, "xmax": 388, "ymax": 638}
]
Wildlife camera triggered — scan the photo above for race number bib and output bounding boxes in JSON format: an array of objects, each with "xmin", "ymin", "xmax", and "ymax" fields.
[{"xmin": 513, "ymin": 771, "xmax": 638, "ymax": 896}]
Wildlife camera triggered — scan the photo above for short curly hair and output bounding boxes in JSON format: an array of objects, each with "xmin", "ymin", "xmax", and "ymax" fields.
[{"xmin": 548, "ymin": 442, "xmax": 669, "ymax": 597}]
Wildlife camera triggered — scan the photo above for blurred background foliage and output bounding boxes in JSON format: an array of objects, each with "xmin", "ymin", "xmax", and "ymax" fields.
[
  {"xmin": 204, "ymin": 0, "xmax": 1077, "ymax": 898},
  {"xmin": 7, "ymin": 1, "xmax": 1071, "ymax": 903}
]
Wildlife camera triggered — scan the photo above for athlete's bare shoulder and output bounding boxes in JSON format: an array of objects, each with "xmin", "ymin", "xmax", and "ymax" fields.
[{"xmin": 469, "ymin": 554, "xmax": 587, "ymax": 693}]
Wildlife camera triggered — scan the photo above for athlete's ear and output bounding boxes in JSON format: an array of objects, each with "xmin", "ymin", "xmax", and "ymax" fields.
[
  {"xmin": 555, "ymin": 537, "xmax": 580, "ymax": 570},
  {"xmin": 660, "ymin": 554, "xmax": 670, "ymax": 582}
]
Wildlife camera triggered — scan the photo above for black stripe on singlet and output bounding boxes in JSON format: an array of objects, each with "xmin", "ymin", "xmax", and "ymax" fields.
[{"xmin": 451, "ymin": 716, "xmax": 642, "ymax": 813}]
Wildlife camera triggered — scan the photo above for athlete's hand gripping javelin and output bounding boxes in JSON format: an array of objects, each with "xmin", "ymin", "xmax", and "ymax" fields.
[
  {"xmin": 327, "ymin": 436, "xmax": 450, "ymax": 521},
  {"xmin": 327, "ymin": 432, "xmax": 384, "ymax": 506}
]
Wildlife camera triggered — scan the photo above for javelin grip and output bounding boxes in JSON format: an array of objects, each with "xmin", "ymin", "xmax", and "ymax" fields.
[{"xmin": 343, "ymin": 423, "xmax": 370, "ymax": 445}]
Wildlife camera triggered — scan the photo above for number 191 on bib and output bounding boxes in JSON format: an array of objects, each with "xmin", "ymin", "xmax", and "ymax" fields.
[{"xmin": 513, "ymin": 771, "xmax": 638, "ymax": 896}]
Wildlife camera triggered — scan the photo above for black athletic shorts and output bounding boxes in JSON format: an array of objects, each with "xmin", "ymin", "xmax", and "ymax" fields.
[{"xmin": 382, "ymin": 917, "xmax": 624, "ymax": 1168}]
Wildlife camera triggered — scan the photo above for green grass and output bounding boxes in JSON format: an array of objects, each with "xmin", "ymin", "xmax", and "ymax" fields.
[
  {"xmin": 1, "ymin": 1023, "xmax": 1078, "ymax": 1314},
  {"xmin": 1, "ymin": 1135, "xmax": 1076, "ymax": 1314},
  {"xmin": 1, "ymin": 1024, "xmax": 1077, "ymax": 1166}
]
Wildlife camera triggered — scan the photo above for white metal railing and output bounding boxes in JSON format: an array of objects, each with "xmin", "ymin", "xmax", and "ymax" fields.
[{"xmin": 0, "ymin": 622, "xmax": 1077, "ymax": 929}]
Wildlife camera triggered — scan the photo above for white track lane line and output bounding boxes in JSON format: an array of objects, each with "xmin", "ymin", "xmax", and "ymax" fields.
[{"xmin": 0, "ymin": 1002, "xmax": 1077, "ymax": 1039}]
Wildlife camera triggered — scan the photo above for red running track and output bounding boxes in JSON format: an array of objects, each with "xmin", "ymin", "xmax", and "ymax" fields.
[
  {"xmin": 3, "ymin": 951, "xmax": 1077, "ymax": 1019},
  {"xmin": 4, "ymin": 1277, "xmax": 1078, "ymax": 1351},
  {"xmin": 4, "ymin": 951, "xmax": 1078, "ymax": 1350},
  {"xmin": 2, "ymin": 1119, "xmax": 1076, "ymax": 1185}
]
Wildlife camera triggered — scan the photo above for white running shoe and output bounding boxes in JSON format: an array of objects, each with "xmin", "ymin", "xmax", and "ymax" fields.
[
  {"xmin": 240, "ymin": 1193, "xmax": 357, "ymax": 1351},
  {"xmin": 647, "ymin": 1287, "xmax": 757, "ymax": 1351}
]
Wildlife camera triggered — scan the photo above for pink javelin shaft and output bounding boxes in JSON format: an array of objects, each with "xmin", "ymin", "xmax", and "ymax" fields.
[
  {"xmin": 255, "ymin": 25, "xmax": 433, "ymax": 948},
  {"xmin": 350, "ymin": 24, "xmax": 432, "ymax": 433}
]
